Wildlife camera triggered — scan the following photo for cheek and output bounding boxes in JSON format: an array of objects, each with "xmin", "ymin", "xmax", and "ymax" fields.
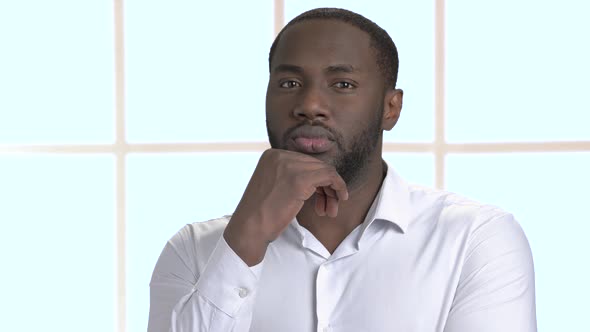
[
  {"xmin": 266, "ymin": 97, "xmax": 302, "ymax": 138},
  {"xmin": 333, "ymin": 102, "xmax": 376, "ymax": 128},
  {"xmin": 335, "ymin": 104, "xmax": 382, "ymax": 141},
  {"xmin": 265, "ymin": 109, "xmax": 288, "ymax": 134},
  {"xmin": 266, "ymin": 92, "xmax": 293, "ymax": 118},
  {"xmin": 265, "ymin": 107, "xmax": 291, "ymax": 144}
]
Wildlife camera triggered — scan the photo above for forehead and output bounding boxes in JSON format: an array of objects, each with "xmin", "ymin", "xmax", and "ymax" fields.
[{"xmin": 272, "ymin": 19, "xmax": 378, "ymax": 74}]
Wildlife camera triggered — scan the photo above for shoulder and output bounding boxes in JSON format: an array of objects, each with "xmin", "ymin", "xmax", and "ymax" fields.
[
  {"xmin": 406, "ymin": 190, "xmax": 538, "ymax": 326},
  {"xmin": 405, "ymin": 185, "xmax": 530, "ymax": 254},
  {"xmin": 406, "ymin": 185, "xmax": 535, "ymax": 299},
  {"xmin": 409, "ymin": 184, "xmax": 519, "ymax": 230}
]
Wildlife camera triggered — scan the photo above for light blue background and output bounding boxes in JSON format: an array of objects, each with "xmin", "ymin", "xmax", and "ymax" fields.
[
  {"xmin": 446, "ymin": 0, "xmax": 590, "ymax": 142},
  {"xmin": 0, "ymin": 155, "xmax": 115, "ymax": 332},
  {"xmin": 0, "ymin": 1, "xmax": 115, "ymax": 144},
  {"xmin": 124, "ymin": 0, "xmax": 274, "ymax": 143}
]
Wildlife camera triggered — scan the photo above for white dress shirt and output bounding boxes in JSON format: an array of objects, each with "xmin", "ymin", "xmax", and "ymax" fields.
[{"xmin": 148, "ymin": 166, "xmax": 537, "ymax": 332}]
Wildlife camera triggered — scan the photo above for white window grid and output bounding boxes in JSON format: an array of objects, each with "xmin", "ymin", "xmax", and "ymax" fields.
[{"xmin": 0, "ymin": 1, "xmax": 588, "ymax": 331}]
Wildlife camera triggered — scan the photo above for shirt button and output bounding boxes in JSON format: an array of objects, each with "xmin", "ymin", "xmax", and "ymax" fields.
[{"xmin": 237, "ymin": 287, "xmax": 249, "ymax": 298}]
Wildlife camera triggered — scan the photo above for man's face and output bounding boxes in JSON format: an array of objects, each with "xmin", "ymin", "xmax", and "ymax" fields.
[{"xmin": 266, "ymin": 19, "xmax": 387, "ymax": 185}]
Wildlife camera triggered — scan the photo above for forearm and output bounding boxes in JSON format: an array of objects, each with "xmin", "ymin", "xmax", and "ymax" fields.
[{"xmin": 149, "ymin": 228, "xmax": 263, "ymax": 332}]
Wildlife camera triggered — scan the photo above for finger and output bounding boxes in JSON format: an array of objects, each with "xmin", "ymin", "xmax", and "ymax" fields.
[
  {"xmin": 322, "ymin": 186, "xmax": 341, "ymax": 216},
  {"xmin": 314, "ymin": 189, "xmax": 326, "ymax": 216},
  {"xmin": 325, "ymin": 191, "xmax": 339, "ymax": 218},
  {"xmin": 308, "ymin": 168, "xmax": 349, "ymax": 201},
  {"xmin": 322, "ymin": 186, "xmax": 338, "ymax": 199}
]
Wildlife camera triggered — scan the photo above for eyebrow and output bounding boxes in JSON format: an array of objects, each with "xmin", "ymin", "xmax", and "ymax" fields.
[
  {"xmin": 272, "ymin": 64, "xmax": 304, "ymax": 74},
  {"xmin": 325, "ymin": 64, "xmax": 357, "ymax": 74},
  {"xmin": 271, "ymin": 63, "xmax": 359, "ymax": 75}
]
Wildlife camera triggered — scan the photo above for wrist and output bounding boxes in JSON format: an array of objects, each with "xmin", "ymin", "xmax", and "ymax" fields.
[{"xmin": 223, "ymin": 217, "xmax": 270, "ymax": 266}]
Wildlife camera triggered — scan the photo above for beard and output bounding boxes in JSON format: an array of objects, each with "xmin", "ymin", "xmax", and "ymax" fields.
[{"xmin": 266, "ymin": 106, "xmax": 383, "ymax": 187}]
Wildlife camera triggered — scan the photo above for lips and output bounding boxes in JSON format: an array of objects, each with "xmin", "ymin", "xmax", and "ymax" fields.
[
  {"xmin": 292, "ymin": 137, "xmax": 333, "ymax": 153},
  {"xmin": 286, "ymin": 125, "xmax": 335, "ymax": 154}
]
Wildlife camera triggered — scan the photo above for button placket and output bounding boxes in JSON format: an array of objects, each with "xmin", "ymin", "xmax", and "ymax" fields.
[{"xmin": 316, "ymin": 264, "xmax": 330, "ymax": 331}]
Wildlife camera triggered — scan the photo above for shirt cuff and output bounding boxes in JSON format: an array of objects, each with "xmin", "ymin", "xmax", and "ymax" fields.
[{"xmin": 194, "ymin": 235, "xmax": 263, "ymax": 317}]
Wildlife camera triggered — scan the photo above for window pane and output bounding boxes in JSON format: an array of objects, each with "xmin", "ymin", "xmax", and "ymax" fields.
[
  {"xmin": 285, "ymin": 1, "xmax": 435, "ymax": 142},
  {"xmin": 446, "ymin": 0, "xmax": 590, "ymax": 142},
  {"xmin": 126, "ymin": 152, "xmax": 261, "ymax": 332},
  {"xmin": 0, "ymin": 155, "xmax": 115, "ymax": 332},
  {"xmin": 382, "ymin": 152, "xmax": 434, "ymax": 187},
  {"xmin": 125, "ymin": 1, "xmax": 273, "ymax": 143},
  {"xmin": 446, "ymin": 153, "xmax": 590, "ymax": 331},
  {"xmin": 0, "ymin": 1, "xmax": 114, "ymax": 144}
]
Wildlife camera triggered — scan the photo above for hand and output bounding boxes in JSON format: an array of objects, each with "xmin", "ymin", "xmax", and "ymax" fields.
[{"xmin": 223, "ymin": 148, "xmax": 348, "ymax": 265}]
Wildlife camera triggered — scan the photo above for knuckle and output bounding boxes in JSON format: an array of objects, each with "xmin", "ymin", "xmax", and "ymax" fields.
[
  {"xmin": 327, "ymin": 169, "xmax": 340, "ymax": 180},
  {"xmin": 261, "ymin": 148, "xmax": 273, "ymax": 157},
  {"xmin": 292, "ymin": 174, "xmax": 313, "ymax": 195},
  {"xmin": 260, "ymin": 149, "xmax": 275, "ymax": 162}
]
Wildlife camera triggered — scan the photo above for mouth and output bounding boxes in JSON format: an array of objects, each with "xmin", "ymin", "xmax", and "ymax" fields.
[
  {"xmin": 289, "ymin": 136, "xmax": 334, "ymax": 154},
  {"xmin": 285, "ymin": 125, "xmax": 335, "ymax": 154}
]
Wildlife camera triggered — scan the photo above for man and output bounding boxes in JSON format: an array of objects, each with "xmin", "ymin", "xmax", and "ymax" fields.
[{"xmin": 148, "ymin": 8, "xmax": 536, "ymax": 332}]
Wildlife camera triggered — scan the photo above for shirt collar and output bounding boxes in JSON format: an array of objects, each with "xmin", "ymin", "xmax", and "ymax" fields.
[{"xmin": 368, "ymin": 162, "xmax": 413, "ymax": 233}]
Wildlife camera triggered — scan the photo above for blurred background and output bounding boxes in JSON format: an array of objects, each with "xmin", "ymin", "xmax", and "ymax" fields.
[{"xmin": 0, "ymin": 0, "xmax": 588, "ymax": 331}]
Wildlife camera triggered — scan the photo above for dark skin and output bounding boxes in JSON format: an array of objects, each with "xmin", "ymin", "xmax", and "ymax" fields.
[{"xmin": 224, "ymin": 20, "xmax": 403, "ymax": 266}]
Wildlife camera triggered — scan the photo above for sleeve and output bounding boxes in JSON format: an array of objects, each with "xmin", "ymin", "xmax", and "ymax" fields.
[
  {"xmin": 148, "ymin": 230, "xmax": 264, "ymax": 332},
  {"xmin": 443, "ymin": 213, "xmax": 537, "ymax": 332}
]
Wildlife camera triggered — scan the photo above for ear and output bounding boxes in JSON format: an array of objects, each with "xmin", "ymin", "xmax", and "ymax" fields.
[{"xmin": 381, "ymin": 88, "xmax": 403, "ymax": 131}]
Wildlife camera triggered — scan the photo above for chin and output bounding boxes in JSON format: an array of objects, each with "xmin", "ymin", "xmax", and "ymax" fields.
[{"xmin": 307, "ymin": 152, "xmax": 338, "ymax": 166}]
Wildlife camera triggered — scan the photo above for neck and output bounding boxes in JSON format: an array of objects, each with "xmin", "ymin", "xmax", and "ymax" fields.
[{"xmin": 296, "ymin": 155, "xmax": 386, "ymax": 253}]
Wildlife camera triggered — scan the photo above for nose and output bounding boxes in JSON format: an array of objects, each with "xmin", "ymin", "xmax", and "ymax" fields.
[{"xmin": 292, "ymin": 87, "xmax": 330, "ymax": 121}]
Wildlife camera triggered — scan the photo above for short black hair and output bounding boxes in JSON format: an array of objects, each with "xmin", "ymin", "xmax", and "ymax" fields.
[{"xmin": 268, "ymin": 8, "xmax": 399, "ymax": 89}]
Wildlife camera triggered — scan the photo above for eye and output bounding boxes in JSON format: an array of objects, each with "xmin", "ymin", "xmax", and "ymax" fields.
[
  {"xmin": 279, "ymin": 80, "xmax": 301, "ymax": 88},
  {"xmin": 333, "ymin": 81, "xmax": 355, "ymax": 89}
]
